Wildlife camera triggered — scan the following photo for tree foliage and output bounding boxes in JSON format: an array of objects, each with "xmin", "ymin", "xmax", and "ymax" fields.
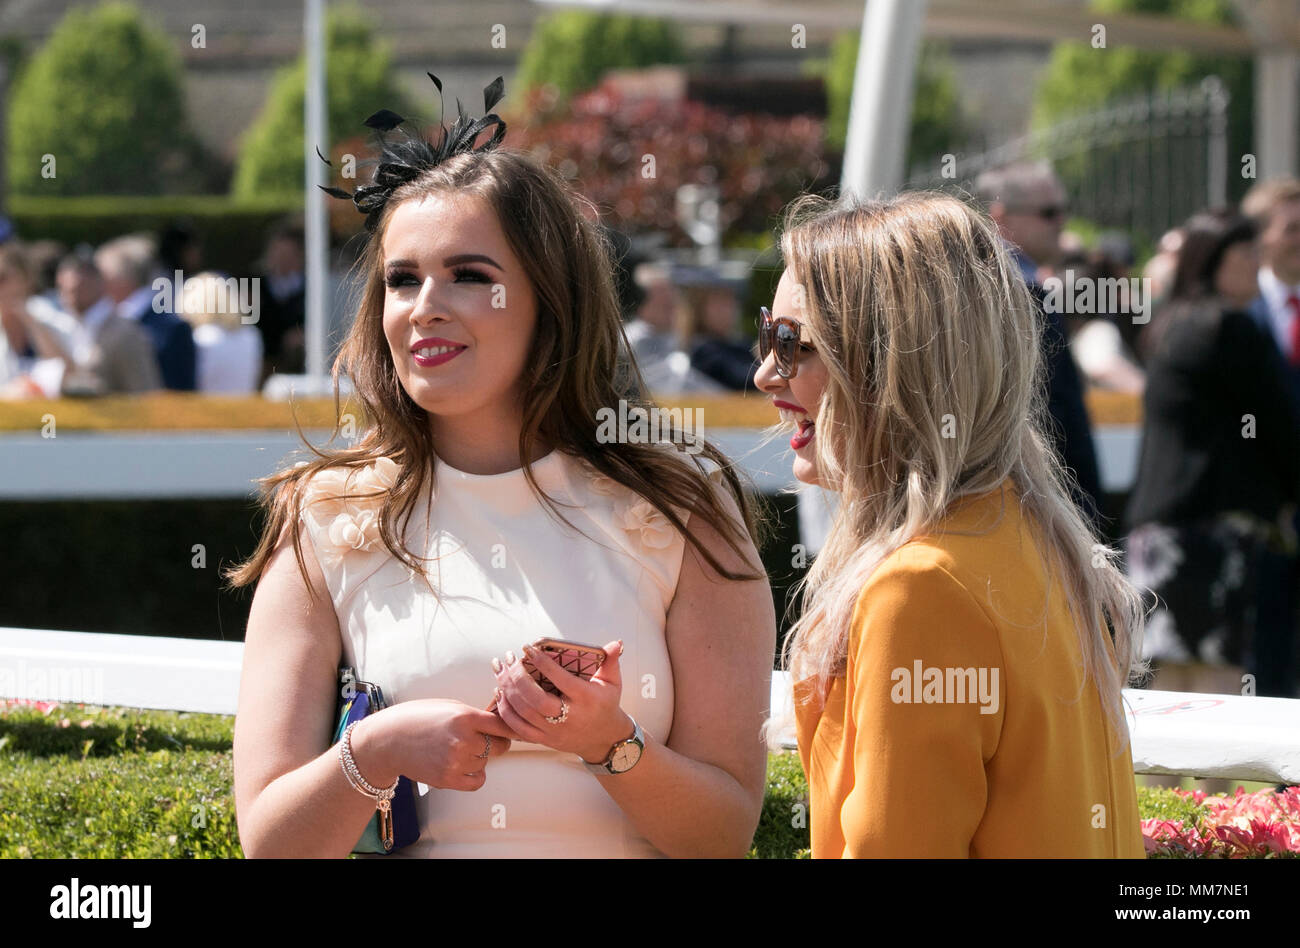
[
  {"xmin": 816, "ymin": 34, "xmax": 968, "ymax": 172},
  {"xmin": 7, "ymin": 1, "xmax": 199, "ymax": 197},
  {"xmin": 232, "ymin": 6, "xmax": 415, "ymax": 198},
  {"xmin": 515, "ymin": 12, "xmax": 686, "ymax": 105},
  {"xmin": 1032, "ymin": 0, "xmax": 1252, "ymax": 199}
]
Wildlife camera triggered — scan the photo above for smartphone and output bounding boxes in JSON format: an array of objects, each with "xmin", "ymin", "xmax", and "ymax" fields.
[
  {"xmin": 485, "ymin": 638, "xmax": 608, "ymax": 710},
  {"xmin": 522, "ymin": 638, "xmax": 608, "ymax": 696}
]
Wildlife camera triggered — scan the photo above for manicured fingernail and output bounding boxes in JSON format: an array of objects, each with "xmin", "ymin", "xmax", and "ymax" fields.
[
  {"xmin": 505, "ymin": 650, "xmax": 516, "ymax": 665},
  {"xmin": 522, "ymin": 645, "xmax": 536, "ymax": 656},
  {"xmin": 491, "ymin": 657, "xmax": 502, "ymax": 673}
]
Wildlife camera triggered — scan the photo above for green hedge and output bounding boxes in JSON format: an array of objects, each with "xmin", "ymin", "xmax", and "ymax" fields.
[{"xmin": 8, "ymin": 195, "xmax": 303, "ymax": 277}]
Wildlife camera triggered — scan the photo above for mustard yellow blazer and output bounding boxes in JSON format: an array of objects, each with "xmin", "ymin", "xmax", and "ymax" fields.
[{"xmin": 794, "ymin": 480, "xmax": 1145, "ymax": 858}]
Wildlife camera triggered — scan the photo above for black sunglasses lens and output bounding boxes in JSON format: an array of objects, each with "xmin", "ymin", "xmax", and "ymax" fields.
[{"xmin": 775, "ymin": 322, "xmax": 799, "ymax": 372}]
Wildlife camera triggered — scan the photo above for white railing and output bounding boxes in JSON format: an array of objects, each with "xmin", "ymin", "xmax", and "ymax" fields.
[
  {"xmin": 3, "ymin": 627, "xmax": 1296, "ymax": 784},
  {"xmin": 0, "ymin": 426, "xmax": 1140, "ymax": 499}
]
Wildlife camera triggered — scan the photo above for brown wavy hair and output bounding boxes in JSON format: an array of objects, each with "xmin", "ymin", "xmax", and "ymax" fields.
[{"xmin": 224, "ymin": 148, "xmax": 765, "ymax": 597}]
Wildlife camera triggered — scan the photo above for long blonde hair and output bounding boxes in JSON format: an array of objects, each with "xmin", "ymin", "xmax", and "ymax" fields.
[{"xmin": 779, "ymin": 191, "xmax": 1146, "ymax": 753}]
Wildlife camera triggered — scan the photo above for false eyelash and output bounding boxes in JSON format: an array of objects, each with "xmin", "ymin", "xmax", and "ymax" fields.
[
  {"xmin": 383, "ymin": 267, "xmax": 492, "ymax": 288},
  {"xmin": 451, "ymin": 267, "xmax": 491, "ymax": 284}
]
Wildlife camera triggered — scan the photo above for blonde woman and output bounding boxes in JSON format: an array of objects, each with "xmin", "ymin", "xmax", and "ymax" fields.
[
  {"xmin": 756, "ymin": 192, "xmax": 1147, "ymax": 857},
  {"xmin": 178, "ymin": 271, "xmax": 262, "ymax": 393}
]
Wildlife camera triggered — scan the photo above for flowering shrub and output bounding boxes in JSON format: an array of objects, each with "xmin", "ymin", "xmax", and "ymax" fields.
[
  {"xmin": 1142, "ymin": 787, "xmax": 1300, "ymax": 858},
  {"xmin": 509, "ymin": 81, "xmax": 830, "ymax": 243}
]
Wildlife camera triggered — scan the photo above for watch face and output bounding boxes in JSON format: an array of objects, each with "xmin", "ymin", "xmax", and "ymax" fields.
[{"xmin": 610, "ymin": 740, "xmax": 642, "ymax": 773}]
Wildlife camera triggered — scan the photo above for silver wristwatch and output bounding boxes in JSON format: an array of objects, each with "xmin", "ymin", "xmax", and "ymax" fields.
[{"xmin": 582, "ymin": 715, "xmax": 645, "ymax": 775}]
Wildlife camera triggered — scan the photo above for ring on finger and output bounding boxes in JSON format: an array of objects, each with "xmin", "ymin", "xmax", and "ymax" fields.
[
  {"xmin": 475, "ymin": 733, "xmax": 491, "ymax": 759},
  {"xmin": 543, "ymin": 698, "xmax": 569, "ymax": 726}
]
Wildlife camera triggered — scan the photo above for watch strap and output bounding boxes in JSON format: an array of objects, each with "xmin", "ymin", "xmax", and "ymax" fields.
[{"xmin": 583, "ymin": 715, "xmax": 644, "ymax": 775}]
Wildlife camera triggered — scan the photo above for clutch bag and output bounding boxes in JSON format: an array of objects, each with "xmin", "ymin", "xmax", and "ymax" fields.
[{"xmin": 334, "ymin": 666, "xmax": 421, "ymax": 854}]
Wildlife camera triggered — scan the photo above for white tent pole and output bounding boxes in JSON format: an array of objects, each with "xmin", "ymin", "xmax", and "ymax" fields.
[
  {"xmin": 1256, "ymin": 49, "xmax": 1300, "ymax": 179},
  {"xmin": 840, "ymin": 0, "xmax": 928, "ymax": 201},
  {"xmin": 304, "ymin": 0, "xmax": 328, "ymax": 384}
]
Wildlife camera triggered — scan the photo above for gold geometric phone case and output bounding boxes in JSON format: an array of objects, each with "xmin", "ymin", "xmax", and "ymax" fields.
[{"xmin": 523, "ymin": 639, "xmax": 607, "ymax": 696}]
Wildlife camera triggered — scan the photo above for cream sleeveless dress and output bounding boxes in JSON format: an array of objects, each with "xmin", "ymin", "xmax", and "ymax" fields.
[{"xmin": 298, "ymin": 448, "xmax": 707, "ymax": 858}]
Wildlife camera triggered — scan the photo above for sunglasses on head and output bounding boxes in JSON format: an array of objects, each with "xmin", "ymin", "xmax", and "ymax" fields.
[{"xmin": 758, "ymin": 306, "xmax": 815, "ymax": 380}]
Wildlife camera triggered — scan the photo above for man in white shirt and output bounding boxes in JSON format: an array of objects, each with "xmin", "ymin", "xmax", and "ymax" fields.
[{"xmin": 1243, "ymin": 177, "xmax": 1300, "ymax": 414}]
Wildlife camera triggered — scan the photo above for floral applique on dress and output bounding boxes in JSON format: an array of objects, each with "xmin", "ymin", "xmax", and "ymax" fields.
[
  {"xmin": 576, "ymin": 457, "xmax": 681, "ymax": 552},
  {"xmin": 297, "ymin": 456, "xmax": 402, "ymax": 568}
]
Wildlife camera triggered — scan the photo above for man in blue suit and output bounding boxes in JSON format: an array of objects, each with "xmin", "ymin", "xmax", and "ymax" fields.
[
  {"xmin": 95, "ymin": 235, "xmax": 196, "ymax": 391},
  {"xmin": 1242, "ymin": 177, "xmax": 1300, "ymax": 698}
]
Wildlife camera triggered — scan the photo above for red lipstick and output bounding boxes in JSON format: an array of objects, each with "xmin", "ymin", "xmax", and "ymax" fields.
[
  {"xmin": 790, "ymin": 419, "xmax": 815, "ymax": 450},
  {"xmin": 410, "ymin": 337, "xmax": 467, "ymax": 368}
]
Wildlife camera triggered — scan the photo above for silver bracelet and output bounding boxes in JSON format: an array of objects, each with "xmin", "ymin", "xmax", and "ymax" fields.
[{"xmin": 339, "ymin": 720, "xmax": 399, "ymax": 802}]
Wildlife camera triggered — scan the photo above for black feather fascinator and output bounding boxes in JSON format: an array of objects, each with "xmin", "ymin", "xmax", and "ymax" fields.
[{"xmin": 317, "ymin": 73, "xmax": 507, "ymax": 232}]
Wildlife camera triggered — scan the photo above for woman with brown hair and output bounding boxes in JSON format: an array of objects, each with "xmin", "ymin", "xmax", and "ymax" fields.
[{"xmin": 227, "ymin": 77, "xmax": 775, "ymax": 858}]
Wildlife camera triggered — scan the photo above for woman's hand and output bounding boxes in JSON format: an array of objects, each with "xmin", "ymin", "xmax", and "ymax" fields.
[
  {"xmin": 363, "ymin": 698, "xmax": 522, "ymax": 792},
  {"xmin": 490, "ymin": 640, "xmax": 633, "ymax": 764}
]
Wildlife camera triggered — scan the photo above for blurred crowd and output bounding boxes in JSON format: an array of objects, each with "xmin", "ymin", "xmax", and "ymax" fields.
[
  {"xmin": 4, "ymin": 166, "xmax": 1298, "ymax": 700},
  {"xmin": 976, "ymin": 161, "xmax": 1300, "ymax": 702},
  {"xmin": 615, "ymin": 256, "xmax": 761, "ymax": 396},
  {"xmin": 0, "ymin": 219, "xmax": 309, "ymax": 398}
]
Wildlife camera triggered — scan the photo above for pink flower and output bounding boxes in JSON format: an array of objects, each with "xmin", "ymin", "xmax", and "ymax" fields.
[
  {"xmin": 1152, "ymin": 787, "xmax": 1300, "ymax": 857},
  {"xmin": 1259, "ymin": 821, "xmax": 1300, "ymax": 854}
]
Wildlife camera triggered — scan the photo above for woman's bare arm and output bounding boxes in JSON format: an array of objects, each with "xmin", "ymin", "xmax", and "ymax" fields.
[
  {"xmin": 585, "ymin": 497, "xmax": 776, "ymax": 857},
  {"xmin": 232, "ymin": 520, "xmax": 393, "ymax": 858}
]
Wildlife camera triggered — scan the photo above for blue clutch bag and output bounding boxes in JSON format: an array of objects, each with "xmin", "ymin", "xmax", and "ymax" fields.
[{"xmin": 334, "ymin": 667, "xmax": 421, "ymax": 854}]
